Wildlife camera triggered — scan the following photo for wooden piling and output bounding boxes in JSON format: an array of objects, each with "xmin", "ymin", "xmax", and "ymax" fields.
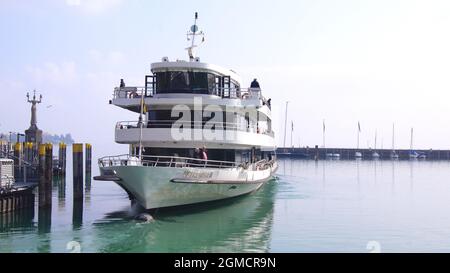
[
  {"xmin": 73, "ymin": 143, "xmax": 83, "ymax": 201},
  {"xmin": 23, "ymin": 143, "xmax": 31, "ymax": 182},
  {"xmin": 63, "ymin": 143, "xmax": 67, "ymax": 175},
  {"xmin": 73, "ymin": 199, "xmax": 83, "ymax": 229},
  {"xmin": 85, "ymin": 144, "xmax": 92, "ymax": 174},
  {"xmin": 45, "ymin": 143, "xmax": 53, "ymax": 205},
  {"xmin": 85, "ymin": 143, "xmax": 92, "ymax": 190},
  {"xmin": 58, "ymin": 142, "xmax": 67, "ymax": 176},
  {"xmin": 38, "ymin": 144, "xmax": 51, "ymax": 208},
  {"xmin": 13, "ymin": 142, "xmax": 22, "ymax": 179},
  {"xmin": 38, "ymin": 206, "xmax": 51, "ymax": 234}
]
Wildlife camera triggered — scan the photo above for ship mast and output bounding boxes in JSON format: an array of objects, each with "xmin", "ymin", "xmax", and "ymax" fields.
[{"xmin": 186, "ymin": 12, "xmax": 205, "ymax": 61}]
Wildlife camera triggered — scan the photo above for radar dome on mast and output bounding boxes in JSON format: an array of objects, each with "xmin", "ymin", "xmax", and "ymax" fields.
[{"xmin": 186, "ymin": 12, "xmax": 205, "ymax": 61}]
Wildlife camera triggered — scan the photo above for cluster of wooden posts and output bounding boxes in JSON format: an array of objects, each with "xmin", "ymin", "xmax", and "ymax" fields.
[
  {"xmin": 0, "ymin": 142, "xmax": 92, "ymax": 213},
  {"xmin": 38, "ymin": 143, "xmax": 92, "ymax": 208}
]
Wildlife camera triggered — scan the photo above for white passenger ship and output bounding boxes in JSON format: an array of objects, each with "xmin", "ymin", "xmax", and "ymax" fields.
[{"xmin": 95, "ymin": 14, "xmax": 278, "ymax": 210}]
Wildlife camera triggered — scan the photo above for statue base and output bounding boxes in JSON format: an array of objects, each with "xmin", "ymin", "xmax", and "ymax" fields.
[{"xmin": 25, "ymin": 128, "xmax": 42, "ymax": 144}]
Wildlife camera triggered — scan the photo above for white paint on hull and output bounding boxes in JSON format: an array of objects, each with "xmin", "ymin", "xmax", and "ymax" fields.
[{"xmin": 101, "ymin": 163, "xmax": 277, "ymax": 209}]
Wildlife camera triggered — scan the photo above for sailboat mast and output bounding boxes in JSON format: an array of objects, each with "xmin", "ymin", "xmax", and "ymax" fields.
[
  {"xmin": 374, "ymin": 130, "xmax": 377, "ymax": 150},
  {"xmin": 410, "ymin": 127, "xmax": 414, "ymax": 150},
  {"xmin": 283, "ymin": 101, "xmax": 289, "ymax": 147},
  {"xmin": 290, "ymin": 120, "xmax": 293, "ymax": 148},
  {"xmin": 357, "ymin": 122, "xmax": 360, "ymax": 150},
  {"xmin": 392, "ymin": 123, "xmax": 395, "ymax": 151}
]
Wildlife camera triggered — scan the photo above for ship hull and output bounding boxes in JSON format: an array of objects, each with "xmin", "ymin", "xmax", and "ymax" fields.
[{"xmin": 99, "ymin": 163, "xmax": 277, "ymax": 209}]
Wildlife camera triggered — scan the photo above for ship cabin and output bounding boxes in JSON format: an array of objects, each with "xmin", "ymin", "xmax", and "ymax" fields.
[{"xmin": 112, "ymin": 58, "xmax": 267, "ymax": 106}]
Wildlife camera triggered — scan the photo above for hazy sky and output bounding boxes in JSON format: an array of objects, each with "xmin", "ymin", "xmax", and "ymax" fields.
[{"xmin": 1, "ymin": 0, "xmax": 450, "ymax": 152}]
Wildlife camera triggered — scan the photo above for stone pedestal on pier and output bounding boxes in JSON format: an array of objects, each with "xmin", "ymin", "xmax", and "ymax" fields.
[
  {"xmin": 25, "ymin": 127, "xmax": 42, "ymax": 144},
  {"xmin": 24, "ymin": 90, "xmax": 43, "ymax": 144}
]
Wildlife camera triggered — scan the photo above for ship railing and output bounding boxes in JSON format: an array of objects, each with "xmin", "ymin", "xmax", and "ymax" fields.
[
  {"xmin": 112, "ymin": 86, "xmax": 270, "ymax": 105},
  {"xmin": 212, "ymin": 87, "xmax": 257, "ymax": 99},
  {"xmin": 116, "ymin": 120, "xmax": 252, "ymax": 131},
  {"xmin": 254, "ymin": 159, "xmax": 272, "ymax": 170},
  {"xmin": 98, "ymin": 154, "xmax": 240, "ymax": 169},
  {"xmin": 113, "ymin": 86, "xmax": 154, "ymax": 99},
  {"xmin": 115, "ymin": 120, "xmax": 275, "ymax": 136}
]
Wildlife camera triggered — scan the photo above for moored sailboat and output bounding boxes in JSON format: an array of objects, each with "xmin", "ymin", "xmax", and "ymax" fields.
[
  {"xmin": 390, "ymin": 123, "xmax": 399, "ymax": 159},
  {"xmin": 355, "ymin": 121, "xmax": 362, "ymax": 159}
]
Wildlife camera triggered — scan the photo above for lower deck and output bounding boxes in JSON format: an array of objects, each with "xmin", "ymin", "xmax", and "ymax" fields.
[{"xmin": 132, "ymin": 147, "xmax": 276, "ymax": 165}]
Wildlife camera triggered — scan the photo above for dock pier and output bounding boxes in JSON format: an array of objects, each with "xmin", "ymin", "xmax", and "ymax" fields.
[
  {"xmin": 277, "ymin": 147, "xmax": 450, "ymax": 160},
  {"xmin": 1, "ymin": 91, "xmax": 94, "ymax": 224},
  {"xmin": 0, "ymin": 186, "xmax": 34, "ymax": 214}
]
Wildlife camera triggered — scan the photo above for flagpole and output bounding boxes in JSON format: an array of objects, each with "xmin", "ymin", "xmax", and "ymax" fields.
[{"xmin": 138, "ymin": 92, "xmax": 145, "ymax": 160}]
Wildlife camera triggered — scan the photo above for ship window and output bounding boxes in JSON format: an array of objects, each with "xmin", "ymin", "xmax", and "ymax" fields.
[
  {"xmin": 171, "ymin": 72, "xmax": 190, "ymax": 91},
  {"xmin": 156, "ymin": 71, "xmax": 217, "ymax": 95}
]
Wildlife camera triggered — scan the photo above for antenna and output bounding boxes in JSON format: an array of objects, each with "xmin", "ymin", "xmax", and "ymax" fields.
[{"xmin": 186, "ymin": 12, "xmax": 205, "ymax": 61}]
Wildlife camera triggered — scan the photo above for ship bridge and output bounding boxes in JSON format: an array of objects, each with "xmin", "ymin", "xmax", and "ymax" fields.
[{"xmin": 111, "ymin": 59, "xmax": 269, "ymax": 113}]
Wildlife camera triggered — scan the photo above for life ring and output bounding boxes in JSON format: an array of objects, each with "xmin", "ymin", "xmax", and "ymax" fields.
[
  {"xmin": 130, "ymin": 91, "xmax": 138, "ymax": 98},
  {"xmin": 242, "ymin": 93, "xmax": 249, "ymax": 99}
]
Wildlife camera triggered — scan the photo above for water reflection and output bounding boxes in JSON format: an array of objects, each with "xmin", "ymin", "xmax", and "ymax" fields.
[
  {"xmin": 72, "ymin": 200, "xmax": 83, "ymax": 229},
  {"xmin": 356, "ymin": 159, "xmax": 360, "ymax": 189},
  {"xmin": 93, "ymin": 179, "xmax": 278, "ymax": 253},
  {"xmin": 85, "ymin": 174, "xmax": 91, "ymax": 208},
  {"xmin": 391, "ymin": 160, "xmax": 396, "ymax": 193},
  {"xmin": 57, "ymin": 176, "xmax": 66, "ymax": 210},
  {"xmin": 5, "ymin": 157, "xmax": 450, "ymax": 252},
  {"xmin": 373, "ymin": 160, "xmax": 378, "ymax": 185},
  {"xmin": 38, "ymin": 207, "xmax": 51, "ymax": 234},
  {"xmin": 322, "ymin": 160, "xmax": 326, "ymax": 187},
  {"xmin": 0, "ymin": 207, "xmax": 34, "ymax": 233}
]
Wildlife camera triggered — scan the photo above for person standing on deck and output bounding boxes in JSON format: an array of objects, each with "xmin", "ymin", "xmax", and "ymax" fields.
[
  {"xmin": 250, "ymin": 78, "xmax": 260, "ymax": 88},
  {"xmin": 200, "ymin": 146, "xmax": 208, "ymax": 161}
]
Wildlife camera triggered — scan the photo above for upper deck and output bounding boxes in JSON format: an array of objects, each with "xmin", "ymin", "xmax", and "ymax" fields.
[{"xmin": 111, "ymin": 59, "xmax": 270, "ymax": 113}]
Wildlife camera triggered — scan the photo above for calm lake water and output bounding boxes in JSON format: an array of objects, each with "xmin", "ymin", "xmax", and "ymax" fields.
[{"xmin": 2, "ymin": 149, "xmax": 450, "ymax": 252}]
